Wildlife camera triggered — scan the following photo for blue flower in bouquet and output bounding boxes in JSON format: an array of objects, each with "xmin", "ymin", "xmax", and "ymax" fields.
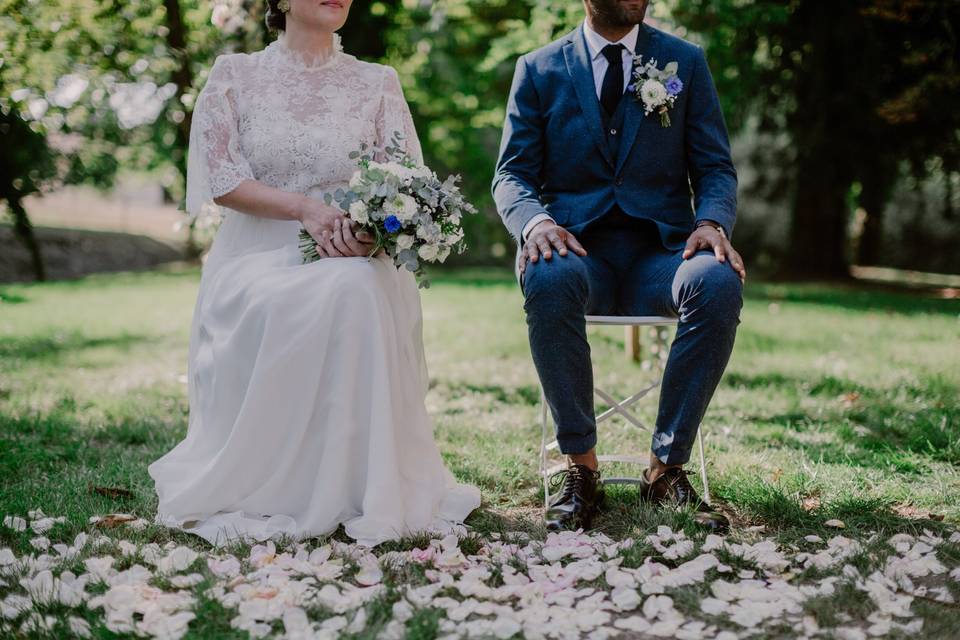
[
  {"xmin": 664, "ymin": 76, "xmax": 683, "ymax": 97},
  {"xmin": 384, "ymin": 215, "xmax": 402, "ymax": 233}
]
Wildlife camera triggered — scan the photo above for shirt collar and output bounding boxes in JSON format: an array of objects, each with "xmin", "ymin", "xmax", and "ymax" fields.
[{"xmin": 582, "ymin": 21, "xmax": 640, "ymax": 61}]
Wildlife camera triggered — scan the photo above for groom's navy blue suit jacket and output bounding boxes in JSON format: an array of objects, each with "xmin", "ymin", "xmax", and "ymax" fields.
[{"xmin": 492, "ymin": 23, "xmax": 737, "ymax": 250}]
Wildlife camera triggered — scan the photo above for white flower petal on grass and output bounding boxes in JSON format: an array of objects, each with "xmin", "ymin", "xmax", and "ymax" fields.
[
  {"xmin": 29, "ymin": 517, "xmax": 60, "ymax": 534},
  {"xmin": 128, "ymin": 518, "xmax": 150, "ymax": 531},
  {"xmin": 2, "ymin": 594, "xmax": 33, "ymax": 620},
  {"xmin": 490, "ymin": 616, "xmax": 522, "ymax": 639},
  {"xmin": 604, "ymin": 566, "xmax": 634, "ymax": 588},
  {"xmin": 157, "ymin": 546, "xmax": 199, "ymax": 574},
  {"xmin": 702, "ymin": 534, "xmax": 725, "ymax": 552},
  {"xmin": 118, "ymin": 540, "xmax": 138, "ymax": 557},
  {"xmin": 611, "ymin": 586, "xmax": 641, "ymax": 611},
  {"xmin": 700, "ymin": 597, "xmax": 729, "ymax": 615},
  {"xmin": 68, "ymin": 616, "xmax": 92, "ymax": 638},
  {"xmin": 354, "ymin": 559, "xmax": 383, "ymax": 586},
  {"xmin": 21, "ymin": 569, "xmax": 56, "ymax": 605},
  {"xmin": 0, "ymin": 548, "xmax": 17, "ymax": 566},
  {"xmin": 56, "ymin": 571, "xmax": 89, "ymax": 607},
  {"xmin": 138, "ymin": 608, "xmax": 195, "ymax": 640},
  {"xmin": 207, "ymin": 555, "xmax": 240, "ymax": 579},
  {"xmin": 20, "ymin": 612, "xmax": 57, "ymax": 634},
  {"xmin": 833, "ymin": 627, "xmax": 867, "ymax": 640},
  {"xmin": 825, "ymin": 519, "xmax": 846, "ymax": 529},
  {"xmin": 29, "ymin": 537, "xmax": 50, "ymax": 551},
  {"xmin": 84, "ymin": 556, "xmax": 116, "ymax": 583},
  {"xmin": 614, "ymin": 616, "xmax": 651, "ymax": 633},
  {"xmin": 282, "ymin": 606, "xmax": 311, "ymax": 635},
  {"xmin": 169, "ymin": 573, "xmax": 204, "ymax": 588}
]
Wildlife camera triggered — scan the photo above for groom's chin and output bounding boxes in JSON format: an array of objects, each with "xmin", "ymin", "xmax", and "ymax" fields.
[{"xmin": 587, "ymin": 0, "xmax": 650, "ymax": 26}]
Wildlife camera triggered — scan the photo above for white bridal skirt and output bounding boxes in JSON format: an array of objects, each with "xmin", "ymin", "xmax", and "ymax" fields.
[{"xmin": 148, "ymin": 231, "xmax": 480, "ymax": 547}]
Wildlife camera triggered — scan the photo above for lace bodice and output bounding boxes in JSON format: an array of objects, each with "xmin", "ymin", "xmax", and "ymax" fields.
[{"xmin": 185, "ymin": 32, "xmax": 422, "ymax": 225}]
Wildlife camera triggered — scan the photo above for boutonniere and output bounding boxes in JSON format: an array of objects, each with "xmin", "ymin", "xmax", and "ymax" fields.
[{"xmin": 627, "ymin": 56, "xmax": 683, "ymax": 127}]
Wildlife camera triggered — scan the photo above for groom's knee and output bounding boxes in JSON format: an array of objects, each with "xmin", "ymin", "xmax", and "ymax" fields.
[
  {"xmin": 676, "ymin": 254, "xmax": 743, "ymax": 323},
  {"xmin": 522, "ymin": 254, "xmax": 588, "ymax": 314}
]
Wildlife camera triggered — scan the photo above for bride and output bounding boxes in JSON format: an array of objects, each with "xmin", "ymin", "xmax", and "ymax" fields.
[{"xmin": 148, "ymin": 0, "xmax": 480, "ymax": 547}]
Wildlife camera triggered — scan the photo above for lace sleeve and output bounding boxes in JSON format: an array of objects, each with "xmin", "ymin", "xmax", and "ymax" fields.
[
  {"xmin": 375, "ymin": 66, "xmax": 423, "ymax": 165},
  {"xmin": 185, "ymin": 54, "xmax": 255, "ymax": 218}
]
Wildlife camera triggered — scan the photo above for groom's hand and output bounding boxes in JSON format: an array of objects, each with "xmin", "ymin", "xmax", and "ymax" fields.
[
  {"xmin": 683, "ymin": 223, "xmax": 747, "ymax": 282},
  {"xmin": 519, "ymin": 220, "xmax": 587, "ymax": 276}
]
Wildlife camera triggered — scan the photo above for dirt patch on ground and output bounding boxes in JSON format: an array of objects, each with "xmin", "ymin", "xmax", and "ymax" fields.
[{"xmin": 1, "ymin": 225, "xmax": 187, "ymax": 283}]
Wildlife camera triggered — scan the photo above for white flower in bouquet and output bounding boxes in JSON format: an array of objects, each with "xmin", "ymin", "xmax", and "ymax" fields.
[
  {"xmin": 348, "ymin": 200, "xmax": 370, "ymax": 225},
  {"xmin": 381, "ymin": 161, "xmax": 432, "ymax": 185},
  {"xmin": 383, "ymin": 193, "xmax": 419, "ymax": 222},
  {"xmin": 437, "ymin": 245, "xmax": 452, "ymax": 263},
  {"xmin": 640, "ymin": 79, "xmax": 668, "ymax": 109},
  {"xmin": 416, "ymin": 221, "xmax": 442, "ymax": 241},
  {"xmin": 348, "ymin": 171, "xmax": 364, "ymax": 188},
  {"xmin": 395, "ymin": 234, "xmax": 415, "ymax": 250},
  {"xmin": 418, "ymin": 244, "xmax": 440, "ymax": 261}
]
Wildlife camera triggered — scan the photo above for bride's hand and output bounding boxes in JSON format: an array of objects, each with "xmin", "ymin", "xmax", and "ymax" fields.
[
  {"xmin": 318, "ymin": 218, "xmax": 376, "ymax": 258},
  {"xmin": 297, "ymin": 198, "xmax": 368, "ymax": 258},
  {"xmin": 298, "ymin": 197, "xmax": 341, "ymax": 241}
]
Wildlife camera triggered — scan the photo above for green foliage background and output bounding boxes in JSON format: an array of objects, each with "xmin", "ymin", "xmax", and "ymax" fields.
[{"xmin": 2, "ymin": 0, "xmax": 959, "ymax": 275}]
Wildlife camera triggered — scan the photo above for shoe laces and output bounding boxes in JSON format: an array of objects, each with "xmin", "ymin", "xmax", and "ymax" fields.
[
  {"xmin": 664, "ymin": 467, "xmax": 699, "ymax": 504},
  {"xmin": 549, "ymin": 464, "xmax": 594, "ymax": 503}
]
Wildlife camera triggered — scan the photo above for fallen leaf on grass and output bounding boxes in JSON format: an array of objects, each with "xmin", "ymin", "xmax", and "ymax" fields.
[
  {"xmin": 92, "ymin": 514, "xmax": 138, "ymax": 529},
  {"xmin": 839, "ymin": 392, "xmax": 860, "ymax": 408},
  {"xmin": 802, "ymin": 492, "xmax": 822, "ymax": 512},
  {"xmin": 892, "ymin": 503, "xmax": 944, "ymax": 521}
]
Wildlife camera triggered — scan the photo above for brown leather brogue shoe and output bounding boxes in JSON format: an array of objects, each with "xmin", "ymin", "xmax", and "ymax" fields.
[{"xmin": 639, "ymin": 467, "xmax": 729, "ymax": 533}]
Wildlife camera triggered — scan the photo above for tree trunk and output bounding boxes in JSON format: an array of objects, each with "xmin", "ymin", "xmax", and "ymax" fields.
[
  {"xmin": 162, "ymin": 0, "xmax": 202, "ymax": 258},
  {"xmin": 786, "ymin": 157, "xmax": 851, "ymax": 279},
  {"xmin": 8, "ymin": 196, "xmax": 46, "ymax": 281}
]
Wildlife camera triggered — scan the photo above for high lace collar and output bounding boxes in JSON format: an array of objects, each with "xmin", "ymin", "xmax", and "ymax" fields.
[{"xmin": 268, "ymin": 32, "xmax": 344, "ymax": 70}]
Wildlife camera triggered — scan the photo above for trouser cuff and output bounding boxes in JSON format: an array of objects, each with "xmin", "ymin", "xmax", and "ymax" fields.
[{"xmin": 557, "ymin": 432, "xmax": 597, "ymax": 456}]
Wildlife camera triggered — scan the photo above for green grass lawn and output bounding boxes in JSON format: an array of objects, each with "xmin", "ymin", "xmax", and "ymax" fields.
[{"xmin": 1, "ymin": 266, "xmax": 958, "ymax": 638}]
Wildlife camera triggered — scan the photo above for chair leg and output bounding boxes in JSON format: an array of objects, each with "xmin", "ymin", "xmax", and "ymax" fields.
[
  {"xmin": 539, "ymin": 388, "xmax": 550, "ymax": 510},
  {"xmin": 696, "ymin": 428, "xmax": 710, "ymax": 506}
]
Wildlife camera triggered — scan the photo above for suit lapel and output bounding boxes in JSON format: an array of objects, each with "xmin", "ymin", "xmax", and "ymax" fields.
[
  {"xmin": 562, "ymin": 25, "xmax": 614, "ymax": 168},
  {"xmin": 616, "ymin": 24, "xmax": 661, "ymax": 175}
]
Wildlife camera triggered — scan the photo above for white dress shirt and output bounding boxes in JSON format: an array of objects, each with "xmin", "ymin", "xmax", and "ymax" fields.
[{"xmin": 521, "ymin": 22, "xmax": 640, "ymax": 241}]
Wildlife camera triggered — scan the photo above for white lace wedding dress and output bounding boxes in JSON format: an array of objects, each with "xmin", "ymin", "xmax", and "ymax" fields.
[{"xmin": 148, "ymin": 33, "xmax": 480, "ymax": 547}]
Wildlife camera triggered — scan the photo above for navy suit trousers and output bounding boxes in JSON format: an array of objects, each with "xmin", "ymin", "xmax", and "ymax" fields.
[{"xmin": 521, "ymin": 209, "xmax": 742, "ymax": 464}]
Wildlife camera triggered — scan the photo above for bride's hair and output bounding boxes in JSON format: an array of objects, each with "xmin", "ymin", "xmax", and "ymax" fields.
[{"xmin": 265, "ymin": 0, "xmax": 286, "ymax": 32}]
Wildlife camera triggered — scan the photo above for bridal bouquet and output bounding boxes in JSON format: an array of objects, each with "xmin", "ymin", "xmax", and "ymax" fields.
[{"xmin": 299, "ymin": 132, "xmax": 475, "ymax": 287}]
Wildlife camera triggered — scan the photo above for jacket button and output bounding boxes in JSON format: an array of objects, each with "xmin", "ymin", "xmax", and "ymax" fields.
[{"xmin": 609, "ymin": 128, "xmax": 617, "ymax": 135}]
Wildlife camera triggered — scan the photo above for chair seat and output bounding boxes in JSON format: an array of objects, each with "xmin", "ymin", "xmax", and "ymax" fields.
[{"xmin": 585, "ymin": 315, "xmax": 677, "ymax": 326}]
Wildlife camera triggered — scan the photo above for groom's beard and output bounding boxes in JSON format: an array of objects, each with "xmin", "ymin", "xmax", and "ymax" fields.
[{"xmin": 585, "ymin": 0, "xmax": 649, "ymax": 28}]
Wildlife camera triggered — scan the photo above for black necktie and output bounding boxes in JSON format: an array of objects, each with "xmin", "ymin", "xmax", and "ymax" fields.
[{"xmin": 600, "ymin": 43, "xmax": 625, "ymax": 116}]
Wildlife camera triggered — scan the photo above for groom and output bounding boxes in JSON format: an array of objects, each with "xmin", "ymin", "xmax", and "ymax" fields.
[{"xmin": 493, "ymin": 0, "xmax": 744, "ymax": 531}]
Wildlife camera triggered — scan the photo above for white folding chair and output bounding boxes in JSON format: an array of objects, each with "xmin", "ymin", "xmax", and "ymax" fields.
[{"xmin": 538, "ymin": 315, "xmax": 712, "ymax": 508}]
